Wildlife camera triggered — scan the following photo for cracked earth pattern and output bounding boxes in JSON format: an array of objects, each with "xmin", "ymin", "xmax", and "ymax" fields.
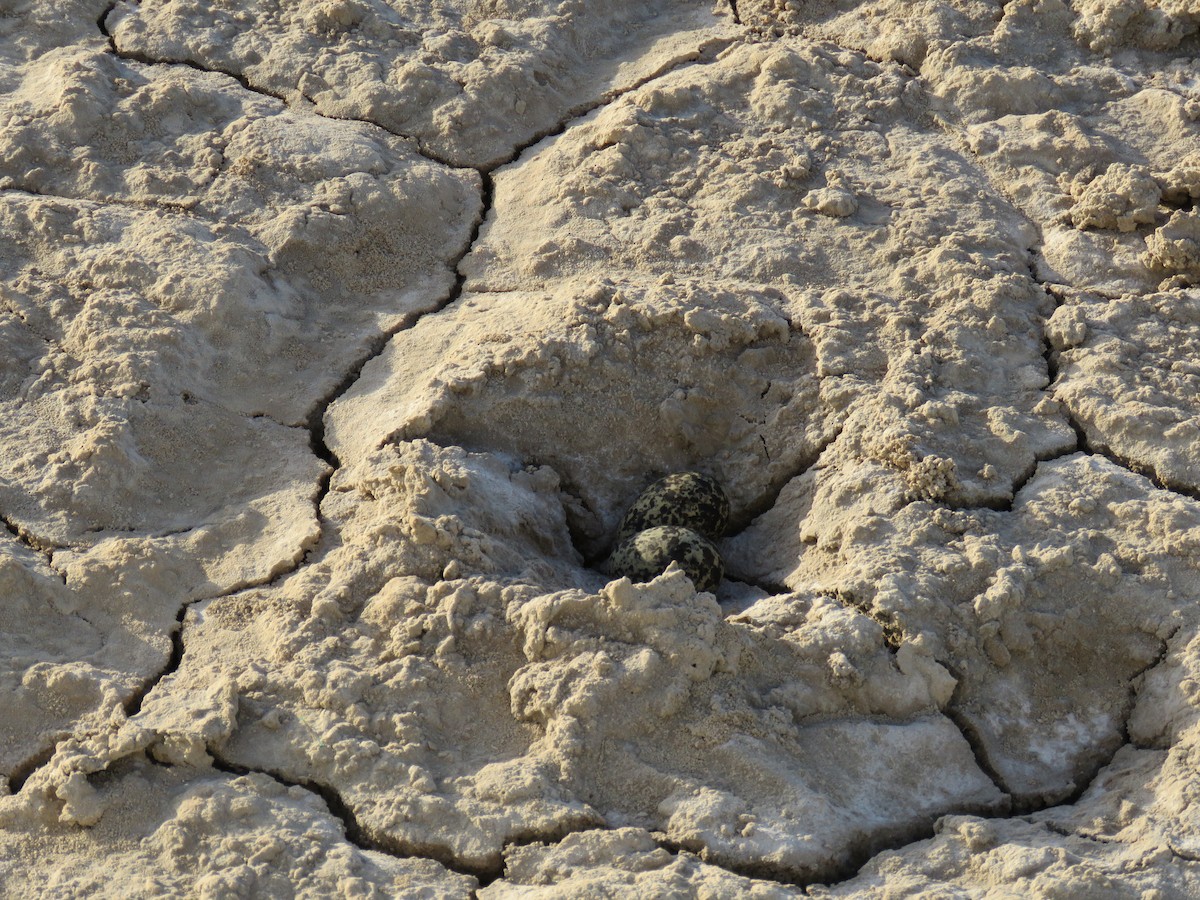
[{"xmin": 2, "ymin": 0, "xmax": 1200, "ymax": 896}]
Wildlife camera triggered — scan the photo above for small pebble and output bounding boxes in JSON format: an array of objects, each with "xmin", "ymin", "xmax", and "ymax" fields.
[
  {"xmin": 608, "ymin": 525, "xmax": 724, "ymax": 593},
  {"xmin": 616, "ymin": 471, "xmax": 730, "ymax": 543}
]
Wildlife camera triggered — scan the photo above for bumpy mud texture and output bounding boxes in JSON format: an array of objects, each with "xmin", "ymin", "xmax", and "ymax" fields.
[
  {"xmin": 616, "ymin": 471, "xmax": 732, "ymax": 543},
  {"xmin": 5, "ymin": 0, "xmax": 1200, "ymax": 896},
  {"xmin": 608, "ymin": 525, "xmax": 725, "ymax": 593}
]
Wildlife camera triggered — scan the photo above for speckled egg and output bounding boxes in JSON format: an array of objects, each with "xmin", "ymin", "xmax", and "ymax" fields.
[
  {"xmin": 616, "ymin": 472, "xmax": 730, "ymax": 543},
  {"xmin": 608, "ymin": 525, "xmax": 724, "ymax": 593}
]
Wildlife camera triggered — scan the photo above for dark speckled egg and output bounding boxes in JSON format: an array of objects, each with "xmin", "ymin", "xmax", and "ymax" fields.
[
  {"xmin": 608, "ymin": 525, "xmax": 724, "ymax": 593},
  {"xmin": 616, "ymin": 472, "xmax": 730, "ymax": 543}
]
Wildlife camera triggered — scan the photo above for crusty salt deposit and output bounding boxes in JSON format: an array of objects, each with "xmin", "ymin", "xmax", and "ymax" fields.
[{"xmin": 3, "ymin": 0, "xmax": 1200, "ymax": 895}]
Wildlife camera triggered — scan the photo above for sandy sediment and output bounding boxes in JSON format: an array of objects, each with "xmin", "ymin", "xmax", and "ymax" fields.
[{"xmin": 3, "ymin": 0, "xmax": 1200, "ymax": 895}]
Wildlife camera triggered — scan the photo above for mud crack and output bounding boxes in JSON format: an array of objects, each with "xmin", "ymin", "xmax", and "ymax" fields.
[
  {"xmin": 98, "ymin": 3, "xmax": 292, "ymax": 109},
  {"xmin": 1071, "ymin": 422, "xmax": 1200, "ymax": 505},
  {"xmin": 656, "ymin": 834, "xmax": 811, "ymax": 888},
  {"xmin": 951, "ymin": 250, "xmax": 1088, "ymax": 515},
  {"xmin": 98, "ymin": 4, "xmax": 739, "ymax": 173},
  {"xmin": 122, "ymin": 603, "xmax": 188, "ymax": 720},
  {"xmin": 941, "ymin": 120, "xmax": 1200, "ymax": 511},
  {"xmin": 942, "ymin": 702, "xmax": 1013, "ymax": 803},
  {"xmin": 0, "ymin": 182, "xmax": 198, "ymax": 215},
  {"xmin": 1168, "ymin": 842, "xmax": 1200, "ymax": 863},
  {"xmin": 0, "ymin": 510, "xmax": 59, "ymax": 573},
  {"xmin": 6, "ymin": 742, "xmax": 60, "ymax": 797},
  {"xmin": 7, "ymin": 557, "xmax": 328, "ymax": 795},
  {"xmin": 935, "ymin": 601, "xmax": 1178, "ymax": 821},
  {"xmin": 1122, "ymin": 628, "xmax": 1181, "ymax": 754},
  {"xmin": 1039, "ymin": 819, "xmax": 1119, "ymax": 845},
  {"xmin": 208, "ymin": 754, "xmax": 487, "ymax": 884},
  {"xmin": 974, "ymin": 243, "xmax": 1200, "ymax": 514},
  {"xmin": 210, "ymin": 752, "xmax": 605, "ymax": 889},
  {"xmin": 1033, "ymin": 262, "xmax": 1200, "ymax": 506},
  {"xmin": 657, "ymin": 772, "xmax": 1002, "ymax": 891}
]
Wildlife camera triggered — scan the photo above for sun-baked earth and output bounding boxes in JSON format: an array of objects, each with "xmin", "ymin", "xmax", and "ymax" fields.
[{"xmin": 2, "ymin": 0, "xmax": 1200, "ymax": 896}]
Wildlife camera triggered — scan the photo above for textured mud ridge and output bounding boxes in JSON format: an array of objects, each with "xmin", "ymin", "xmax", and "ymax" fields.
[{"xmin": 3, "ymin": 0, "xmax": 1200, "ymax": 896}]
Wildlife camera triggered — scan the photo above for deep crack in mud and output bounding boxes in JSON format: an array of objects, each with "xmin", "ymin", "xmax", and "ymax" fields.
[{"xmin": 209, "ymin": 754, "xmax": 500, "ymax": 884}]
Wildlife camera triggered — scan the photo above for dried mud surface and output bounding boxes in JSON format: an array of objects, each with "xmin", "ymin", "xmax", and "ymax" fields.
[{"xmin": 3, "ymin": 0, "xmax": 1200, "ymax": 896}]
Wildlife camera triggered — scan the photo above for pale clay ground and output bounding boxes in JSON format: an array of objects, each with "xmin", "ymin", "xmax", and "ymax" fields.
[{"xmin": 1, "ymin": 0, "xmax": 1200, "ymax": 896}]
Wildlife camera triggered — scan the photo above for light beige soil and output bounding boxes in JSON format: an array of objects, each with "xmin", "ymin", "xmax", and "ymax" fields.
[{"xmin": 2, "ymin": 0, "xmax": 1200, "ymax": 896}]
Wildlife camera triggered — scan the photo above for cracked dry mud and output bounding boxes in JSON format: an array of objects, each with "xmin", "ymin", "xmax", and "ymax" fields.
[{"xmin": 2, "ymin": 0, "xmax": 1200, "ymax": 895}]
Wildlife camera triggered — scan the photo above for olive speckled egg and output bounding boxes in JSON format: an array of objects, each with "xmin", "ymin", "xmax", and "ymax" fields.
[
  {"xmin": 608, "ymin": 525, "xmax": 724, "ymax": 593},
  {"xmin": 616, "ymin": 472, "xmax": 730, "ymax": 543}
]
